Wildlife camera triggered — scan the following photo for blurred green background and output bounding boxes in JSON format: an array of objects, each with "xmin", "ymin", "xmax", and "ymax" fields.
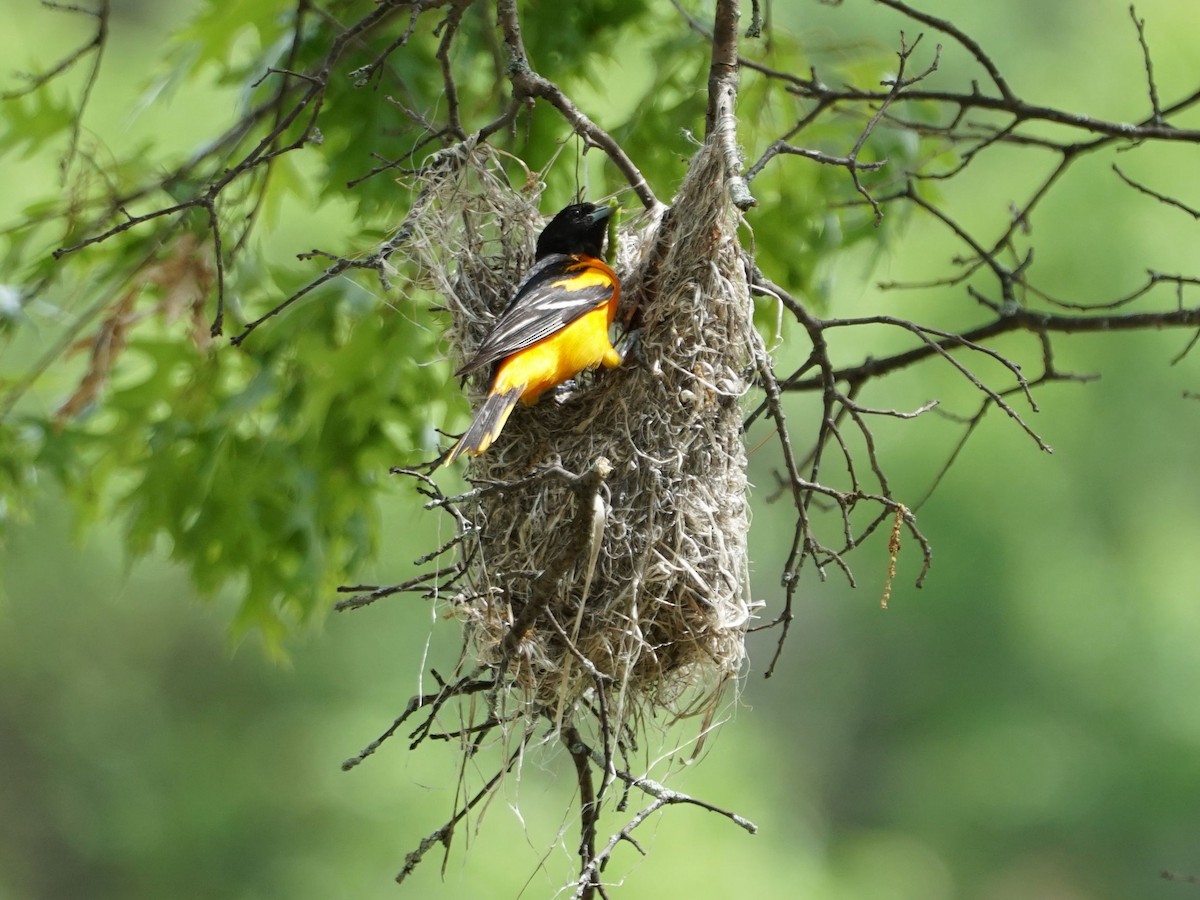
[{"xmin": 2, "ymin": 1, "xmax": 1199, "ymax": 898}]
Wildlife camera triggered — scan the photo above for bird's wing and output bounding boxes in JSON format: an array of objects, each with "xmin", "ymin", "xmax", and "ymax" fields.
[{"xmin": 455, "ymin": 254, "xmax": 617, "ymax": 376}]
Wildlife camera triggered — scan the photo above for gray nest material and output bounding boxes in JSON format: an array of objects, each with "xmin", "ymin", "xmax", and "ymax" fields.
[{"xmin": 412, "ymin": 142, "xmax": 756, "ymax": 734}]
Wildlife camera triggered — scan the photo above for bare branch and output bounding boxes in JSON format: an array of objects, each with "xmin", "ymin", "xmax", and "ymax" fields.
[
  {"xmin": 786, "ymin": 304, "xmax": 1200, "ymax": 394},
  {"xmin": 871, "ymin": 0, "xmax": 1009, "ymax": 98},
  {"xmin": 782, "ymin": 76, "xmax": 1200, "ymax": 145},
  {"xmin": 745, "ymin": 141, "xmax": 887, "ymax": 182},
  {"xmin": 849, "ymin": 33, "xmax": 940, "ymax": 223},
  {"xmin": 704, "ymin": 0, "xmax": 756, "ymax": 209},
  {"xmin": 1128, "ymin": 4, "xmax": 1164, "ymax": 123},
  {"xmin": 1113, "ymin": 164, "xmax": 1200, "ymax": 220},
  {"xmin": 495, "ymin": 0, "xmax": 660, "ymax": 210},
  {"xmin": 394, "ymin": 737, "xmax": 529, "ymax": 885}
]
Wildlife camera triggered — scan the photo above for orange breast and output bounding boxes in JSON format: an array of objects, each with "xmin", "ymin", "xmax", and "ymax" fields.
[{"xmin": 491, "ymin": 300, "xmax": 622, "ymax": 405}]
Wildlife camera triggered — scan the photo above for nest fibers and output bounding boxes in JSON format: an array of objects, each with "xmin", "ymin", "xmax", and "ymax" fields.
[{"xmin": 409, "ymin": 140, "xmax": 756, "ymax": 740}]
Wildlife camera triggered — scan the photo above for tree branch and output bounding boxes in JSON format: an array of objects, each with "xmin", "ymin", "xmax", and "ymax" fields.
[
  {"xmin": 495, "ymin": 0, "xmax": 659, "ymax": 210},
  {"xmin": 705, "ymin": 0, "xmax": 755, "ymax": 209}
]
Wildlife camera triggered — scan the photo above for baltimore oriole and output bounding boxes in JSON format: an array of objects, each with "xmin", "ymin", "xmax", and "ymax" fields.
[{"xmin": 442, "ymin": 202, "xmax": 622, "ymax": 464}]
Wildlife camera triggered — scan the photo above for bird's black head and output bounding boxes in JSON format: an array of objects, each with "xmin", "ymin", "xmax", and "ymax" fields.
[{"xmin": 535, "ymin": 202, "xmax": 612, "ymax": 259}]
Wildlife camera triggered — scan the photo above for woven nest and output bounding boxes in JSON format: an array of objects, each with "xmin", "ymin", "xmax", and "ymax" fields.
[{"xmin": 407, "ymin": 139, "xmax": 755, "ymax": 738}]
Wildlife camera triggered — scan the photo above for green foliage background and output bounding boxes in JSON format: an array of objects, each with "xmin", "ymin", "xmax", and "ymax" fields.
[{"xmin": 1, "ymin": 1, "xmax": 1199, "ymax": 898}]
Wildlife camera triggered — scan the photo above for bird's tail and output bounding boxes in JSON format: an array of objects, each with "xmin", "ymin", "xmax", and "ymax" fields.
[{"xmin": 441, "ymin": 386, "xmax": 523, "ymax": 466}]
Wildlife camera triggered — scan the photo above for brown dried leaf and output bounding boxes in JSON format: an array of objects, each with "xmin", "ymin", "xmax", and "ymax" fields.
[
  {"xmin": 55, "ymin": 233, "xmax": 216, "ymax": 424},
  {"xmin": 55, "ymin": 289, "xmax": 137, "ymax": 424}
]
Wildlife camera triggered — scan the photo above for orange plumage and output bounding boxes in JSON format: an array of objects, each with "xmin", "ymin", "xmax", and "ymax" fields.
[{"xmin": 443, "ymin": 203, "xmax": 622, "ymax": 464}]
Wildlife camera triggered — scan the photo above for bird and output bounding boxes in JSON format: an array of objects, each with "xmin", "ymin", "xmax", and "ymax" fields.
[{"xmin": 442, "ymin": 202, "xmax": 623, "ymax": 464}]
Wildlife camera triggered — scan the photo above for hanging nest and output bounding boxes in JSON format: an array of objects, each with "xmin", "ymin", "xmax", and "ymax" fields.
[{"xmin": 404, "ymin": 138, "xmax": 756, "ymax": 743}]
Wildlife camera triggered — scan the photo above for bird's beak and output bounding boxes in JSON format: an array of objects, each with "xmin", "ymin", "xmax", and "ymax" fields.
[{"xmin": 590, "ymin": 206, "xmax": 614, "ymax": 225}]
